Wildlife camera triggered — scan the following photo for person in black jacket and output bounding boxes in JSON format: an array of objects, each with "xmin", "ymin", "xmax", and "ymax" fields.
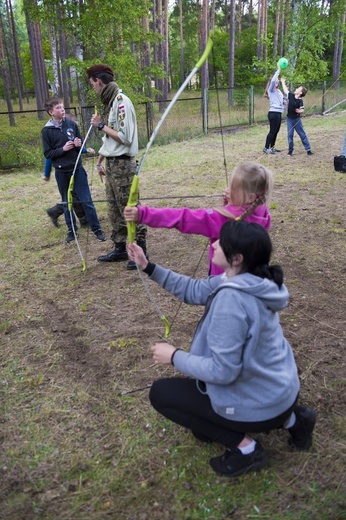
[{"xmin": 41, "ymin": 97, "xmax": 105, "ymax": 243}]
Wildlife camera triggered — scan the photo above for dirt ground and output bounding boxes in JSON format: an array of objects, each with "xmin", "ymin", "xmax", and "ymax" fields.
[{"xmin": 0, "ymin": 116, "xmax": 345, "ymax": 518}]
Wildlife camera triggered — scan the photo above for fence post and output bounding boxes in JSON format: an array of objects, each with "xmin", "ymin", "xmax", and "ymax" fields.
[
  {"xmin": 322, "ymin": 81, "xmax": 326, "ymax": 115},
  {"xmin": 249, "ymin": 86, "xmax": 254, "ymax": 125},
  {"xmin": 203, "ymin": 88, "xmax": 208, "ymax": 135}
]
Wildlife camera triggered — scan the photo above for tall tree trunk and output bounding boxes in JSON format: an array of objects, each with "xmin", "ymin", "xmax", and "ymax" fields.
[
  {"xmin": 5, "ymin": 0, "xmax": 24, "ymax": 109},
  {"xmin": 156, "ymin": 0, "xmax": 164, "ymax": 103},
  {"xmin": 23, "ymin": 0, "xmax": 49, "ymax": 117},
  {"xmin": 257, "ymin": 0, "xmax": 262, "ymax": 58},
  {"xmin": 163, "ymin": 0, "xmax": 169, "ymax": 98},
  {"xmin": 273, "ymin": 0, "xmax": 282, "ymax": 59},
  {"xmin": 200, "ymin": 0, "xmax": 209, "ymax": 94},
  {"xmin": 248, "ymin": 0, "xmax": 253, "ymax": 29},
  {"xmin": 179, "ymin": 0, "xmax": 185, "ymax": 83},
  {"xmin": 0, "ymin": 11, "xmax": 15, "ymax": 124},
  {"xmin": 228, "ymin": 0, "xmax": 235, "ymax": 105},
  {"xmin": 333, "ymin": 8, "xmax": 346, "ymax": 86}
]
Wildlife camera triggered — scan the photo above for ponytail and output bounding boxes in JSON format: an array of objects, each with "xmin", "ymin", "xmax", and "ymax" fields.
[{"xmin": 253, "ymin": 264, "xmax": 284, "ymax": 289}]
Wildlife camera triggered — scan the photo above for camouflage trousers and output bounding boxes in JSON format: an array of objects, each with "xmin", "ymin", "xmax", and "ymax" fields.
[{"xmin": 105, "ymin": 156, "xmax": 147, "ymax": 244}]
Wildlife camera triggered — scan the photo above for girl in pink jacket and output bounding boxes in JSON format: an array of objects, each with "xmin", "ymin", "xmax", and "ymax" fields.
[{"xmin": 124, "ymin": 162, "xmax": 273, "ymax": 275}]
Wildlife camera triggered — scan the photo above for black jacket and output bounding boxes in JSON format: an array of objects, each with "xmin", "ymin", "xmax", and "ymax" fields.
[{"xmin": 41, "ymin": 118, "xmax": 83, "ymax": 172}]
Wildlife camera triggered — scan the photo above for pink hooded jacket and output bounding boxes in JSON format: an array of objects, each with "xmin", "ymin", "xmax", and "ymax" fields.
[{"xmin": 136, "ymin": 204, "xmax": 271, "ymax": 275}]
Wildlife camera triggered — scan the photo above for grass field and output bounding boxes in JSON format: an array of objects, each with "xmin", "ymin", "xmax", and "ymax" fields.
[{"xmin": 0, "ymin": 112, "xmax": 345, "ymax": 519}]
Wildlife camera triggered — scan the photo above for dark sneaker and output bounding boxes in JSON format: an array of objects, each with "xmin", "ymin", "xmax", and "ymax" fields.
[
  {"xmin": 288, "ymin": 406, "xmax": 317, "ymax": 451},
  {"xmin": 272, "ymin": 148, "xmax": 282, "ymax": 152},
  {"xmin": 307, "ymin": 150, "xmax": 313, "ymax": 156},
  {"xmin": 126, "ymin": 260, "xmax": 137, "ymax": 270},
  {"xmin": 66, "ymin": 231, "xmax": 76, "ymax": 243},
  {"xmin": 47, "ymin": 208, "xmax": 60, "ymax": 227},
  {"xmin": 263, "ymin": 148, "xmax": 275, "ymax": 155},
  {"xmin": 210, "ymin": 440, "xmax": 267, "ymax": 477},
  {"xmin": 94, "ymin": 229, "xmax": 106, "ymax": 242},
  {"xmin": 287, "ymin": 151, "xmax": 293, "ymax": 156},
  {"xmin": 79, "ymin": 217, "xmax": 89, "ymax": 228}
]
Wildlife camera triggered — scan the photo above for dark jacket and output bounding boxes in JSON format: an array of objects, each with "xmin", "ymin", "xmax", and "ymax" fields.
[{"xmin": 41, "ymin": 118, "xmax": 82, "ymax": 172}]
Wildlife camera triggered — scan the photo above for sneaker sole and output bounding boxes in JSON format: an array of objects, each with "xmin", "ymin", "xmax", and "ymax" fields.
[{"xmin": 210, "ymin": 457, "xmax": 267, "ymax": 477}]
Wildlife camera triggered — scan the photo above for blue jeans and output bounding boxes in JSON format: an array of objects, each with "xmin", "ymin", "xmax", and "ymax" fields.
[
  {"xmin": 342, "ymin": 132, "xmax": 346, "ymax": 156},
  {"xmin": 287, "ymin": 117, "xmax": 311, "ymax": 152},
  {"xmin": 55, "ymin": 166, "xmax": 101, "ymax": 233}
]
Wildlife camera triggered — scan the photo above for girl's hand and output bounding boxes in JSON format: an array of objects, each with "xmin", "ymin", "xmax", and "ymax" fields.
[
  {"xmin": 127, "ymin": 243, "xmax": 148, "ymax": 270},
  {"xmin": 222, "ymin": 187, "xmax": 230, "ymax": 205},
  {"xmin": 124, "ymin": 206, "xmax": 139, "ymax": 222},
  {"xmin": 151, "ymin": 343, "xmax": 176, "ymax": 365}
]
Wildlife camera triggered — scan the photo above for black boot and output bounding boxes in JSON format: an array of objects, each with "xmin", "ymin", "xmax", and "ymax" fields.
[
  {"xmin": 98, "ymin": 242, "xmax": 128, "ymax": 263},
  {"xmin": 127, "ymin": 240, "xmax": 148, "ymax": 270},
  {"xmin": 288, "ymin": 405, "xmax": 317, "ymax": 451},
  {"xmin": 46, "ymin": 204, "xmax": 63, "ymax": 228}
]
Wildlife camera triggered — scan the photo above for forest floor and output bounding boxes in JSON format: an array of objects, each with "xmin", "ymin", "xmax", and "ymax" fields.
[{"xmin": 0, "ymin": 112, "xmax": 345, "ymax": 519}]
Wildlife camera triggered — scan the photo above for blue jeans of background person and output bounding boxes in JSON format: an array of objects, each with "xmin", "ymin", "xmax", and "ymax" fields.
[
  {"xmin": 55, "ymin": 166, "xmax": 101, "ymax": 233},
  {"xmin": 287, "ymin": 117, "xmax": 311, "ymax": 152},
  {"xmin": 342, "ymin": 132, "xmax": 346, "ymax": 156}
]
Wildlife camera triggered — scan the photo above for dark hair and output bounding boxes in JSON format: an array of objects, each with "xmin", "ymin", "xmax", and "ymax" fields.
[
  {"xmin": 219, "ymin": 220, "xmax": 283, "ymax": 287},
  {"xmin": 86, "ymin": 64, "xmax": 114, "ymax": 85},
  {"xmin": 300, "ymin": 86, "xmax": 308, "ymax": 97},
  {"xmin": 44, "ymin": 97, "xmax": 63, "ymax": 114}
]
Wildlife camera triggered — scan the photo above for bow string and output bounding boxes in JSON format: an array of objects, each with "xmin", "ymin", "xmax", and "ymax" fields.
[
  {"xmin": 67, "ymin": 122, "xmax": 94, "ymax": 272},
  {"xmin": 126, "ymin": 32, "xmax": 214, "ymax": 338}
]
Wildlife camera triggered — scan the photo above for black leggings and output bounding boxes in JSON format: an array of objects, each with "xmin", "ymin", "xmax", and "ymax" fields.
[
  {"xmin": 149, "ymin": 377, "xmax": 298, "ymax": 449},
  {"xmin": 265, "ymin": 111, "xmax": 282, "ymax": 149}
]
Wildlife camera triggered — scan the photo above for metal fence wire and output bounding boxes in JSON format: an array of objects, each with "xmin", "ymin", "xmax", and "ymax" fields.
[{"xmin": 0, "ymin": 81, "xmax": 345, "ymax": 170}]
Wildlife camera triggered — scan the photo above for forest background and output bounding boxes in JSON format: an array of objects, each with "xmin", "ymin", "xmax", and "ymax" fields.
[{"xmin": 0, "ymin": 0, "xmax": 346, "ymax": 120}]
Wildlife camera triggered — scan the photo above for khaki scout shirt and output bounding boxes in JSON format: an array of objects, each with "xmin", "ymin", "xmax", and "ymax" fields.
[{"xmin": 99, "ymin": 90, "xmax": 138, "ymax": 158}]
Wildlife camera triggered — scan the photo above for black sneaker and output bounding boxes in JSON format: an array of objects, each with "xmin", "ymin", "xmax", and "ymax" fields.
[
  {"xmin": 79, "ymin": 217, "xmax": 89, "ymax": 228},
  {"xmin": 47, "ymin": 208, "xmax": 60, "ymax": 227},
  {"xmin": 307, "ymin": 150, "xmax": 313, "ymax": 156},
  {"xmin": 210, "ymin": 440, "xmax": 267, "ymax": 477},
  {"xmin": 288, "ymin": 405, "xmax": 317, "ymax": 450},
  {"xmin": 126, "ymin": 260, "xmax": 137, "ymax": 270},
  {"xmin": 94, "ymin": 229, "xmax": 106, "ymax": 242},
  {"xmin": 66, "ymin": 231, "xmax": 76, "ymax": 243},
  {"xmin": 287, "ymin": 151, "xmax": 293, "ymax": 156},
  {"xmin": 272, "ymin": 148, "xmax": 282, "ymax": 152}
]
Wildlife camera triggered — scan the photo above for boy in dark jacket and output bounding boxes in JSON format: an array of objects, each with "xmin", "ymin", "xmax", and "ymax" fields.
[{"xmin": 41, "ymin": 97, "xmax": 105, "ymax": 243}]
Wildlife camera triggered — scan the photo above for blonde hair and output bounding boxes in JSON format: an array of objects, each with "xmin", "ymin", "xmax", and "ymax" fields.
[{"xmin": 215, "ymin": 162, "xmax": 273, "ymax": 220}]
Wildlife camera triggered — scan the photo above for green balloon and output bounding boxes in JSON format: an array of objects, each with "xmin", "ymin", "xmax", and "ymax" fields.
[{"xmin": 278, "ymin": 57, "xmax": 288, "ymax": 69}]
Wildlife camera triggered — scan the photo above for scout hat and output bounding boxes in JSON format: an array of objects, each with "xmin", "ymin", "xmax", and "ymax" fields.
[{"xmin": 86, "ymin": 64, "xmax": 114, "ymax": 78}]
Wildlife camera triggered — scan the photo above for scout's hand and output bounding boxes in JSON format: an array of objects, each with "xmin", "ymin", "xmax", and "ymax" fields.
[
  {"xmin": 151, "ymin": 343, "xmax": 176, "ymax": 365},
  {"xmin": 97, "ymin": 163, "xmax": 106, "ymax": 182},
  {"xmin": 127, "ymin": 243, "xmax": 148, "ymax": 270},
  {"xmin": 124, "ymin": 206, "xmax": 139, "ymax": 222},
  {"xmin": 74, "ymin": 137, "xmax": 82, "ymax": 148},
  {"xmin": 91, "ymin": 114, "xmax": 101, "ymax": 127},
  {"xmin": 42, "ymin": 176, "xmax": 50, "ymax": 182}
]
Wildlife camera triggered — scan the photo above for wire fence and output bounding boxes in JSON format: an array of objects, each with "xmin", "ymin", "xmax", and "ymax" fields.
[{"xmin": 1, "ymin": 81, "xmax": 345, "ymax": 170}]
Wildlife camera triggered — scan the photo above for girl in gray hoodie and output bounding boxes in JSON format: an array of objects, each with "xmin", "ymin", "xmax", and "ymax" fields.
[{"xmin": 128, "ymin": 221, "xmax": 316, "ymax": 477}]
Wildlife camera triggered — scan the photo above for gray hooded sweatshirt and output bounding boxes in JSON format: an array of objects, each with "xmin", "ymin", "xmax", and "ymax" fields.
[{"xmin": 149, "ymin": 265, "xmax": 300, "ymax": 423}]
